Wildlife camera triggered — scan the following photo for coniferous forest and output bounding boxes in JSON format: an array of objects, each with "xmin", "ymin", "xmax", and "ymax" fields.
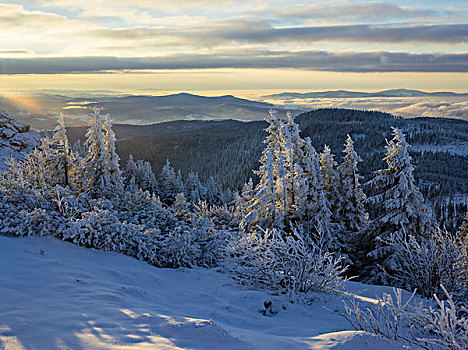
[
  {"xmin": 0, "ymin": 108, "xmax": 467, "ymax": 349},
  {"xmin": 66, "ymin": 108, "xmax": 468, "ymax": 231}
]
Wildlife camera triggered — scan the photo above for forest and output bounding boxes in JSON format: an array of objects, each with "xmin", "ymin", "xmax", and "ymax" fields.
[
  {"xmin": 0, "ymin": 108, "xmax": 467, "ymax": 349},
  {"xmin": 65, "ymin": 108, "xmax": 468, "ymax": 231}
]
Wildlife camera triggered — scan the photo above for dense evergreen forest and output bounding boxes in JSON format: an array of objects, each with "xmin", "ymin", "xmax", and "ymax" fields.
[{"xmin": 66, "ymin": 108, "xmax": 468, "ymax": 229}]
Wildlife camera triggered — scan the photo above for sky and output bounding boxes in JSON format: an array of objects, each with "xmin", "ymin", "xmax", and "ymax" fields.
[{"xmin": 0, "ymin": 0, "xmax": 467, "ymax": 94}]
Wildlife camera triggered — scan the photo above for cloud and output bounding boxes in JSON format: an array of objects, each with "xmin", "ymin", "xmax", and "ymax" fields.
[
  {"xmin": 226, "ymin": 24, "xmax": 468, "ymax": 44},
  {"xmin": 277, "ymin": 3, "xmax": 436, "ymax": 21},
  {"xmin": 1, "ymin": 50, "xmax": 467, "ymax": 74},
  {"xmin": 83, "ymin": 23, "xmax": 468, "ymax": 45},
  {"xmin": 0, "ymin": 50, "xmax": 36, "ymax": 55},
  {"xmin": 0, "ymin": 3, "xmax": 69, "ymax": 29},
  {"xmin": 268, "ymin": 96, "xmax": 468, "ymax": 121},
  {"xmin": 392, "ymin": 100, "xmax": 468, "ymax": 119}
]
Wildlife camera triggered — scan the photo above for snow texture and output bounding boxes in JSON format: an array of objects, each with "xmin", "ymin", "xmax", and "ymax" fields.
[
  {"xmin": 0, "ymin": 112, "xmax": 40, "ymax": 168},
  {"xmin": 0, "ymin": 235, "xmax": 403, "ymax": 350}
]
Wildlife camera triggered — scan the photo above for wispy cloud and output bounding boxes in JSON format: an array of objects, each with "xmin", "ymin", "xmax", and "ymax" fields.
[
  {"xmin": 83, "ymin": 23, "xmax": 468, "ymax": 46},
  {"xmin": 276, "ymin": 3, "xmax": 436, "ymax": 21}
]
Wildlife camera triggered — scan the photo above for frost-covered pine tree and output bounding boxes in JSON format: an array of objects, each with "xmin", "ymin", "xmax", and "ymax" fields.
[
  {"xmin": 186, "ymin": 171, "xmax": 205, "ymax": 203},
  {"xmin": 280, "ymin": 112, "xmax": 304, "ymax": 212},
  {"xmin": 205, "ymin": 176, "xmax": 225, "ymax": 205},
  {"xmin": 336, "ymin": 135, "xmax": 368, "ymax": 237},
  {"xmin": 242, "ymin": 110, "xmax": 311, "ymax": 230},
  {"xmin": 50, "ymin": 113, "xmax": 70, "ymax": 187},
  {"xmin": 361, "ymin": 127, "xmax": 435, "ymax": 284},
  {"xmin": 102, "ymin": 113, "xmax": 124, "ymax": 196},
  {"xmin": 320, "ymin": 145, "xmax": 341, "ymax": 226},
  {"xmin": 159, "ymin": 159, "xmax": 185, "ymax": 204},
  {"xmin": 82, "ymin": 108, "xmax": 108, "ymax": 196},
  {"xmin": 124, "ymin": 155, "xmax": 137, "ymax": 186},
  {"xmin": 134, "ymin": 160, "xmax": 158, "ymax": 194},
  {"xmin": 295, "ymin": 137, "xmax": 333, "ymax": 245},
  {"xmin": 235, "ymin": 178, "xmax": 253, "ymax": 218},
  {"xmin": 242, "ymin": 146, "xmax": 278, "ymax": 229},
  {"xmin": 18, "ymin": 138, "xmax": 54, "ymax": 191}
]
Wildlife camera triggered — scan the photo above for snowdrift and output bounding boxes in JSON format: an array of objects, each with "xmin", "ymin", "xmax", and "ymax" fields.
[{"xmin": 0, "ymin": 235, "xmax": 403, "ymax": 350}]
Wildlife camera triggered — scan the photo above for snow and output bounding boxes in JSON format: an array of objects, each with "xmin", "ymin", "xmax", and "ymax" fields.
[
  {"xmin": 0, "ymin": 235, "xmax": 404, "ymax": 350},
  {"xmin": 411, "ymin": 142, "xmax": 468, "ymax": 157}
]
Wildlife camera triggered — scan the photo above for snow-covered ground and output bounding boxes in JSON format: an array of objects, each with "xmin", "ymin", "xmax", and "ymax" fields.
[{"xmin": 0, "ymin": 236, "xmax": 405, "ymax": 350}]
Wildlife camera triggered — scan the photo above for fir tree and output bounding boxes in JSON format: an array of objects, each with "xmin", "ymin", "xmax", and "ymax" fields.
[
  {"xmin": 362, "ymin": 127, "xmax": 435, "ymax": 284},
  {"xmin": 280, "ymin": 112, "xmax": 304, "ymax": 212},
  {"xmin": 124, "ymin": 155, "xmax": 137, "ymax": 186},
  {"xmin": 320, "ymin": 145, "xmax": 341, "ymax": 225},
  {"xmin": 135, "ymin": 160, "xmax": 158, "ymax": 194},
  {"xmin": 336, "ymin": 135, "xmax": 368, "ymax": 235},
  {"xmin": 242, "ymin": 146, "xmax": 277, "ymax": 229},
  {"xmin": 242, "ymin": 110, "xmax": 294, "ymax": 229},
  {"xmin": 102, "ymin": 113, "xmax": 123, "ymax": 196},
  {"xmin": 186, "ymin": 171, "xmax": 205, "ymax": 203},
  {"xmin": 82, "ymin": 108, "xmax": 106, "ymax": 195},
  {"xmin": 205, "ymin": 176, "xmax": 223, "ymax": 205},
  {"xmin": 159, "ymin": 159, "xmax": 185, "ymax": 204},
  {"xmin": 50, "ymin": 113, "xmax": 70, "ymax": 187},
  {"xmin": 296, "ymin": 137, "xmax": 333, "ymax": 247}
]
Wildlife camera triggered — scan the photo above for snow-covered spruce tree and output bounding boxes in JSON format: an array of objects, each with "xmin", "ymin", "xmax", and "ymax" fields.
[
  {"xmin": 242, "ymin": 110, "xmax": 286, "ymax": 229},
  {"xmin": 159, "ymin": 159, "xmax": 185, "ymax": 204},
  {"xmin": 235, "ymin": 178, "xmax": 254, "ymax": 217},
  {"xmin": 82, "ymin": 108, "xmax": 107, "ymax": 196},
  {"xmin": 294, "ymin": 137, "xmax": 333, "ymax": 248},
  {"xmin": 320, "ymin": 145, "xmax": 343, "ymax": 232},
  {"xmin": 335, "ymin": 135, "xmax": 369, "ymax": 265},
  {"xmin": 242, "ymin": 146, "xmax": 278, "ymax": 229},
  {"xmin": 205, "ymin": 175, "xmax": 224, "ymax": 205},
  {"xmin": 49, "ymin": 113, "xmax": 70, "ymax": 187},
  {"xmin": 81, "ymin": 109, "xmax": 123, "ymax": 198},
  {"xmin": 102, "ymin": 113, "xmax": 124, "ymax": 196},
  {"xmin": 186, "ymin": 171, "xmax": 205, "ymax": 203},
  {"xmin": 124, "ymin": 154, "xmax": 137, "ymax": 187},
  {"xmin": 16, "ymin": 138, "xmax": 55, "ymax": 192},
  {"xmin": 360, "ymin": 127, "xmax": 436, "ymax": 284},
  {"xmin": 241, "ymin": 110, "xmax": 334, "ymax": 248},
  {"xmin": 126, "ymin": 158, "xmax": 158, "ymax": 195},
  {"xmin": 49, "ymin": 113, "xmax": 83, "ymax": 191},
  {"xmin": 336, "ymin": 135, "xmax": 368, "ymax": 234},
  {"xmin": 280, "ymin": 112, "xmax": 304, "ymax": 216}
]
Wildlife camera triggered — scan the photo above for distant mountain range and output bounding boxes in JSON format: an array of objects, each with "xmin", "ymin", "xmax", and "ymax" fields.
[
  {"xmin": 0, "ymin": 92, "xmax": 288, "ymax": 129},
  {"xmin": 2, "ymin": 90, "xmax": 467, "ymax": 130},
  {"xmin": 264, "ymin": 89, "xmax": 468, "ymax": 99},
  {"xmin": 85, "ymin": 93, "xmax": 282, "ymax": 123}
]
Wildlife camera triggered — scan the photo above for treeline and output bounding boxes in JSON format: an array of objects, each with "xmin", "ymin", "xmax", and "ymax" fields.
[{"xmin": 66, "ymin": 108, "xmax": 468, "ymax": 229}]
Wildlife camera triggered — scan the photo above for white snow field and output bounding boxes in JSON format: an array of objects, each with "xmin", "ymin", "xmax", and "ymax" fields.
[{"xmin": 0, "ymin": 235, "xmax": 404, "ymax": 350}]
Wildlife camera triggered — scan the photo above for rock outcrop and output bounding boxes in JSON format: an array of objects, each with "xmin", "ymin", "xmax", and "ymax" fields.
[{"xmin": 0, "ymin": 112, "xmax": 40, "ymax": 152}]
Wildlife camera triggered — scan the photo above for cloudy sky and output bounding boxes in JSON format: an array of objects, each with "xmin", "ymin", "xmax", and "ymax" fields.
[{"xmin": 0, "ymin": 0, "xmax": 467, "ymax": 93}]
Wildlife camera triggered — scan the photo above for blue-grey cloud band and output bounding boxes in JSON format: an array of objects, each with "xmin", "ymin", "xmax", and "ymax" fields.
[
  {"xmin": 86, "ymin": 23, "xmax": 468, "ymax": 44},
  {"xmin": 1, "ymin": 51, "xmax": 467, "ymax": 74}
]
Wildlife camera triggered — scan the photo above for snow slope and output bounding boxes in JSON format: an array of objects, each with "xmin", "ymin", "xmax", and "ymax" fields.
[{"xmin": 0, "ymin": 236, "xmax": 403, "ymax": 350}]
